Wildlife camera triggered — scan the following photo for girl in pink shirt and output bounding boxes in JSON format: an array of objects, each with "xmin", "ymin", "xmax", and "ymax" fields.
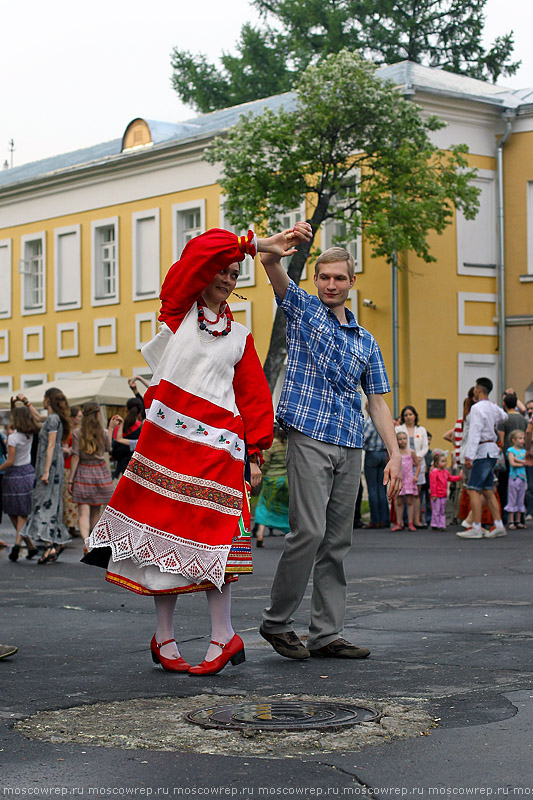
[{"xmin": 429, "ymin": 452, "xmax": 462, "ymax": 531}]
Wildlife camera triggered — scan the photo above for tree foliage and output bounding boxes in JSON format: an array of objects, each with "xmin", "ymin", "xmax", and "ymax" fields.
[
  {"xmin": 171, "ymin": 0, "xmax": 520, "ymax": 113},
  {"xmin": 205, "ymin": 51, "xmax": 480, "ymax": 388}
]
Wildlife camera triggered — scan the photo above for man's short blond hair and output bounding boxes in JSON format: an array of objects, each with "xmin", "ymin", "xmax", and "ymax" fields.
[{"xmin": 314, "ymin": 247, "xmax": 355, "ymax": 280}]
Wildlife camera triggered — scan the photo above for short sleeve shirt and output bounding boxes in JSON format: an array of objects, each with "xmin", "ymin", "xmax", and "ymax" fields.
[
  {"xmin": 276, "ymin": 280, "xmax": 390, "ymax": 448},
  {"xmin": 7, "ymin": 431, "xmax": 32, "ymax": 467}
]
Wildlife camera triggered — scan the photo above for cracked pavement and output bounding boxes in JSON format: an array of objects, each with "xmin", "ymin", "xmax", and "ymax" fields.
[{"xmin": 1, "ymin": 520, "xmax": 532, "ymax": 796}]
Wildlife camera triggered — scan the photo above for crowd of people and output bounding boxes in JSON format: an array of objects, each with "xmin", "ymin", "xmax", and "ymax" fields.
[
  {"xmin": 1, "ymin": 221, "xmax": 530, "ymax": 674},
  {"xmin": 0, "ymin": 380, "xmax": 149, "ymax": 563},
  {"xmin": 355, "ymin": 383, "xmax": 532, "ymax": 537}
]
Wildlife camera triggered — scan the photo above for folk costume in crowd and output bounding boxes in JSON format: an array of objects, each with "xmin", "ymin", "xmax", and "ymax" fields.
[{"xmin": 86, "ymin": 228, "xmax": 274, "ymax": 674}]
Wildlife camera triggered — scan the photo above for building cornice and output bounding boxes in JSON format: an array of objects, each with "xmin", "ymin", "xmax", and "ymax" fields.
[{"xmin": 0, "ymin": 131, "xmax": 223, "ymax": 208}]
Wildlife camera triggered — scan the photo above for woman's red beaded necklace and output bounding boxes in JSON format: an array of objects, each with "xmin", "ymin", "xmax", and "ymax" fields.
[{"xmin": 197, "ymin": 301, "xmax": 232, "ymax": 337}]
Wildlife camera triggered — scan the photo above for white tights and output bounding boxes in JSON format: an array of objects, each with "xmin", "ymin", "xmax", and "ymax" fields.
[{"xmin": 153, "ymin": 583, "xmax": 234, "ymax": 663}]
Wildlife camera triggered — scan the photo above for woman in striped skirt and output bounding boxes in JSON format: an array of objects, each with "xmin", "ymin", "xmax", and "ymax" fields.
[{"xmin": 68, "ymin": 401, "xmax": 116, "ymax": 552}]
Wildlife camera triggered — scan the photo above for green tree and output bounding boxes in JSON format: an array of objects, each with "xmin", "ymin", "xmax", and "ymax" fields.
[
  {"xmin": 205, "ymin": 50, "xmax": 480, "ymax": 389},
  {"xmin": 171, "ymin": 0, "xmax": 519, "ymax": 113}
]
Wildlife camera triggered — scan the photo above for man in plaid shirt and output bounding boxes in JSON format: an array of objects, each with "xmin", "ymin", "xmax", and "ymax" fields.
[{"xmin": 259, "ymin": 222, "xmax": 402, "ymax": 660}]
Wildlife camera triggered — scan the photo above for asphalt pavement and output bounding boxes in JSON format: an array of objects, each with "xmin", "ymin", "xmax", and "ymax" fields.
[{"xmin": 1, "ymin": 518, "xmax": 532, "ymax": 798}]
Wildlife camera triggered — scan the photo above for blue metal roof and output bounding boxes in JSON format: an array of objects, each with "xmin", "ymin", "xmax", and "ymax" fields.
[{"xmin": 1, "ymin": 62, "xmax": 531, "ymax": 192}]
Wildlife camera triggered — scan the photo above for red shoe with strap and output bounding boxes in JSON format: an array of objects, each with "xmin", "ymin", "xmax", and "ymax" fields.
[
  {"xmin": 189, "ymin": 634, "xmax": 245, "ymax": 676},
  {"xmin": 150, "ymin": 635, "xmax": 191, "ymax": 672}
]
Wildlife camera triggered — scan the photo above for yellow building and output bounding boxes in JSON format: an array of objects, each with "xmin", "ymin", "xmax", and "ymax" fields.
[{"xmin": 0, "ymin": 62, "xmax": 532, "ymax": 442}]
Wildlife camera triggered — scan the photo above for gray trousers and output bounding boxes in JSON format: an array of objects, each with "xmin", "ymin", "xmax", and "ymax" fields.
[{"xmin": 261, "ymin": 428, "xmax": 362, "ymax": 649}]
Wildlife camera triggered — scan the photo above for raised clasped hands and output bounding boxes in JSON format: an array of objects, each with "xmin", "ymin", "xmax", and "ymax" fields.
[{"xmin": 259, "ymin": 221, "xmax": 312, "ymax": 266}]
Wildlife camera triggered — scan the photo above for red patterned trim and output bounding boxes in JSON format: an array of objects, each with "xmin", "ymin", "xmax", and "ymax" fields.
[
  {"xmin": 126, "ymin": 459, "xmax": 242, "ymax": 513},
  {"xmin": 105, "ymin": 571, "xmax": 238, "ymax": 596}
]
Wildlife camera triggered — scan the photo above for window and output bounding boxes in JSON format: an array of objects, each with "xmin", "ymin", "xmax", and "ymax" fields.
[
  {"xmin": 132, "ymin": 209, "xmax": 160, "ymax": 300},
  {"xmin": 21, "ymin": 373, "xmax": 47, "ymax": 389},
  {"xmin": 277, "ymin": 204, "xmax": 308, "ymax": 278},
  {"xmin": 0, "ymin": 376, "xmax": 13, "ymax": 393},
  {"xmin": 219, "ymin": 198, "xmax": 255, "ymax": 287},
  {"xmin": 321, "ymin": 177, "xmax": 362, "ymax": 273},
  {"xmin": 91, "ymin": 218, "xmax": 119, "ymax": 306},
  {"xmin": 20, "ymin": 232, "xmax": 46, "ymax": 315},
  {"xmin": 0, "ymin": 239, "xmax": 12, "ymax": 318},
  {"xmin": 54, "ymin": 225, "xmax": 81, "ymax": 310},
  {"xmin": 172, "ymin": 200, "xmax": 206, "ymax": 263},
  {"xmin": 456, "ymin": 170, "xmax": 497, "ymax": 277},
  {"xmin": 526, "ymin": 181, "xmax": 533, "ymax": 280}
]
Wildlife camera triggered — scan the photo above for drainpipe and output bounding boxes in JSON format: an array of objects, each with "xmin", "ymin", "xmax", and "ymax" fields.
[
  {"xmin": 391, "ymin": 249, "xmax": 400, "ymax": 418},
  {"xmin": 496, "ymin": 110, "xmax": 515, "ymax": 396}
]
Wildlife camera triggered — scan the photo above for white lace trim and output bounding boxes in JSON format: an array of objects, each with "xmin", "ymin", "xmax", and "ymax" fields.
[{"xmin": 86, "ymin": 506, "xmax": 230, "ymax": 590}]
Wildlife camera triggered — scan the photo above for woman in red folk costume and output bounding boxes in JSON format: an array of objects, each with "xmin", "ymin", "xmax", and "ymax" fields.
[{"xmin": 86, "ymin": 225, "xmax": 310, "ymax": 675}]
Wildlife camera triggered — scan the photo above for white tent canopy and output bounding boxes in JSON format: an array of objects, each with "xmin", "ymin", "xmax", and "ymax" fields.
[{"xmin": 0, "ymin": 373, "xmax": 146, "ymax": 410}]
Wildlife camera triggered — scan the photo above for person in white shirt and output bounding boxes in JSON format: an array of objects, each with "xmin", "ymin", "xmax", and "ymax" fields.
[
  {"xmin": 0, "ymin": 405, "xmax": 40, "ymax": 560},
  {"xmin": 457, "ymin": 377, "xmax": 508, "ymax": 539}
]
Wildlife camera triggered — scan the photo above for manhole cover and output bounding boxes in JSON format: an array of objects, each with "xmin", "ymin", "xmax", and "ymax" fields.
[{"xmin": 185, "ymin": 700, "xmax": 379, "ymax": 731}]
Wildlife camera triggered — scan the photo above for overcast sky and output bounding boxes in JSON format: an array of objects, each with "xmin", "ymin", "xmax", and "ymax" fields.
[{"xmin": 2, "ymin": 0, "xmax": 532, "ymax": 169}]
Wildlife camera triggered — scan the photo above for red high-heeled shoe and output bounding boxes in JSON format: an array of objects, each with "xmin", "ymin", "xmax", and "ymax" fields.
[
  {"xmin": 150, "ymin": 635, "xmax": 191, "ymax": 672},
  {"xmin": 189, "ymin": 634, "xmax": 245, "ymax": 676}
]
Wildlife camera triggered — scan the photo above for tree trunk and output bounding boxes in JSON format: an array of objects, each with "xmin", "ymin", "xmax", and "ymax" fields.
[{"xmin": 262, "ymin": 198, "xmax": 330, "ymax": 391}]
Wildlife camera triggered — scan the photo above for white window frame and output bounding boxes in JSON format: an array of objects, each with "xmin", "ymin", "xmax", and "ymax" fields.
[
  {"xmin": 219, "ymin": 198, "xmax": 255, "ymax": 288},
  {"xmin": 57, "ymin": 322, "xmax": 79, "ymax": 358},
  {"xmin": 525, "ymin": 181, "xmax": 533, "ymax": 280},
  {"xmin": 458, "ymin": 292, "xmax": 498, "ymax": 336},
  {"xmin": 20, "ymin": 373, "xmax": 47, "ymax": 389},
  {"xmin": 94, "ymin": 318, "xmax": 117, "ymax": 354},
  {"xmin": 90, "ymin": 368, "xmax": 121, "ymax": 376},
  {"xmin": 276, "ymin": 203, "xmax": 309, "ymax": 279},
  {"xmin": 321, "ymin": 174, "xmax": 362, "ymax": 274},
  {"xmin": 55, "ymin": 371, "xmax": 83, "ymax": 380},
  {"xmin": 0, "ymin": 330, "xmax": 9, "ymax": 362},
  {"xmin": 457, "ymin": 352, "xmax": 499, "ymax": 417},
  {"xmin": 54, "ymin": 224, "xmax": 81, "ymax": 311},
  {"xmin": 0, "ymin": 375, "xmax": 13, "ymax": 393},
  {"xmin": 348, "ymin": 288, "xmax": 359, "ymax": 318},
  {"xmin": 91, "ymin": 217, "xmax": 119, "ymax": 307},
  {"xmin": 172, "ymin": 200, "xmax": 206, "ymax": 264},
  {"xmin": 230, "ymin": 301, "xmax": 252, "ymax": 330},
  {"xmin": 135, "ymin": 312, "xmax": 156, "ymax": 351},
  {"xmin": 132, "ymin": 365, "xmax": 153, "ymax": 381},
  {"xmin": 456, "ymin": 169, "xmax": 497, "ymax": 278},
  {"xmin": 20, "ymin": 232, "xmax": 46, "ymax": 316},
  {"xmin": 0, "ymin": 238, "xmax": 12, "ymax": 319},
  {"xmin": 132, "ymin": 208, "xmax": 160, "ymax": 301},
  {"xmin": 23, "ymin": 325, "xmax": 44, "ymax": 360}
]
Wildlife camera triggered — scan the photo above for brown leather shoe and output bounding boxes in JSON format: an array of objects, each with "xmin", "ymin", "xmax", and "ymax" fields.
[
  {"xmin": 259, "ymin": 627, "xmax": 310, "ymax": 659},
  {"xmin": 310, "ymin": 638, "xmax": 370, "ymax": 659}
]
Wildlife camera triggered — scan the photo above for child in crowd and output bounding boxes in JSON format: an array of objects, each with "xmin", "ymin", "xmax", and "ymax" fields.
[
  {"xmin": 0, "ymin": 406, "xmax": 40, "ymax": 561},
  {"xmin": 505, "ymin": 429, "xmax": 527, "ymax": 529},
  {"xmin": 429, "ymin": 451, "xmax": 462, "ymax": 531},
  {"xmin": 69, "ymin": 401, "xmax": 117, "ymax": 552},
  {"xmin": 420, "ymin": 432, "xmax": 433, "ymax": 525},
  {"xmin": 392, "ymin": 431, "xmax": 419, "ymax": 531}
]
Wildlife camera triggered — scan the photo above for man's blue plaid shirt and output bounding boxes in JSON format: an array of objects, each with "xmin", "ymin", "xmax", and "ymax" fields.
[{"xmin": 276, "ymin": 280, "xmax": 390, "ymax": 448}]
